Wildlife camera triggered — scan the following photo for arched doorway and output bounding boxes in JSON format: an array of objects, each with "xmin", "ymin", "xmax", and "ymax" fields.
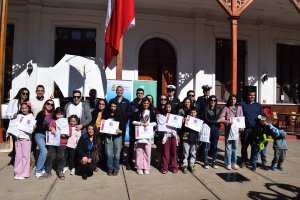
[{"xmin": 138, "ymin": 38, "xmax": 177, "ymax": 96}]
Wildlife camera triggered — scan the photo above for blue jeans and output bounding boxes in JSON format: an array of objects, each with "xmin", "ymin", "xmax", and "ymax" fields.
[
  {"xmin": 105, "ymin": 135, "xmax": 122, "ymax": 171},
  {"xmin": 35, "ymin": 133, "xmax": 48, "ymax": 173},
  {"xmin": 225, "ymin": 127, "xmax": 238, "ymax": 166},
  {"xmin": 252, "ymin": 146, "xmax": 267, "ymax": 168}
]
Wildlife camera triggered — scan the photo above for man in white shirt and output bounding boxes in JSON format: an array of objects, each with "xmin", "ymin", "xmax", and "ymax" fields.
[
  {"xmin": 30, "ymin": 85, "xmax": 47, "ymax": 116},
  {"xmin": 64, "ymin": 90, "xmax": 92, "ymax": 133}
]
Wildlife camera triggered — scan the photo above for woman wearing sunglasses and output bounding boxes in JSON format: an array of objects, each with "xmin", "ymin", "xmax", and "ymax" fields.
[
  {"xmin": 34, "ymin": 99, "xmax": 55, "ymax": 178},
  {"xmin": 202, "ymin": 95, "xmax": 221, "ymax": 169},
  {"xmin": 6, "ymin": 88, "xmax": 30, "ymax": 163}
]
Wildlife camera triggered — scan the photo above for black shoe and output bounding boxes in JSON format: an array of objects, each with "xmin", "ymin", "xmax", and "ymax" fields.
[
  {"xmin": 240, "ymin": 162, "xmax": 246, "ymax": 168},
  {"xmin": 261, "ymin": 166, "xmax": 269, "ymax": 171},
  {"xmin": 82, "ymin": 173, "xmax": 87, "ymax": 180},
  {"xmin": 126, "ymin": 164, "xmax": 132, "ymax": 170}
]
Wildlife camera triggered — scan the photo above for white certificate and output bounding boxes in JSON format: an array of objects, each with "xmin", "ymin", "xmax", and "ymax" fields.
[
  {"xmin": 165, "ymin": 113, "xmax": 183, "ymax": 128},
  {"xmin": 199, "ymin": 123, "xmax": 211, "ymax": 143},
  {"xmin": 46, "ymin": 131, "xmax": 61, "ymax": 146},
  {"xmin": 67, "ymin": 128, "xmax": 81, "ymax": 149},
  {"xmin": 157, "ymin": 115, "xmax": 167, "ymax": 132},
  {"xmin": 17, "ymin": 114, "xmax": 36, "ymax": 134},
  {"xmin": 185, "ymin": 115, "xmax": 203, "ymax": 132},
  {"xmin": 135, "ymin": 126, "xmax": 154, "ymax": 139},
  {"xmin": 231, "ymin": 116, "xmax": 245, "ymax": 128},
  {"xmin": 228, "ymin": 124, "xmax": 239, "ymax": 141},
  {"xmin": 99, "ymin": 119, "xmax": 119, "ymax": 135},
  {"xmin": 56, "ymin": 118, "xmax": 70, "ymax": 136},
  {"xmin": 6, "ymin": 119, "xmax": 18, "ymax": 137}
]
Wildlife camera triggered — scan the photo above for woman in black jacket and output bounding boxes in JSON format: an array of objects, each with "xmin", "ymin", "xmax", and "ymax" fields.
[
  {"xmin": 76, "ymin": 123, "xmax": 100, "ymax": 180},
  {"xmin": 101, "ymin": 99, "xmax": 124, "ymax": 176},
  {"xmin": 202, "ymin": 95, "xmax": 221, "ymax": 169}
]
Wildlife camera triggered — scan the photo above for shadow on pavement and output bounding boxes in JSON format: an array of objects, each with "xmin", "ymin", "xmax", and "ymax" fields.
[{"xmin": 248, "ymin": 183, "xmax": 300, "ymax": 200}]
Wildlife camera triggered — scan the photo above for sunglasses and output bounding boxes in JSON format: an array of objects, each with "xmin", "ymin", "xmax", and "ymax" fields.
[
  {"xmin": 210, "ymin": 99, "xmax": 217, "ymax": 102},
  {"xmin": 161, "ymin": 98, "xmax": 167, "ymax": 101},
  {"xmin": 73, "ymin": 96, "xmax": 81, "ymax": 99},
  {"xmin": 46, "ymin": 102, "xmax": 54, "ymax": 106},
  {"xmin": 188, "ymin": 94, "xmax": 195, "ymax": 97},
  {"xmin": 22, "ymin": 92, "xmax": 29, "ymax": 95}
]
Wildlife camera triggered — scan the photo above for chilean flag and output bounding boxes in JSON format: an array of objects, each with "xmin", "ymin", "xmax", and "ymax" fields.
[{"xmin": 104, "ymin": 0, "xmax": 135, "ymax": 68}]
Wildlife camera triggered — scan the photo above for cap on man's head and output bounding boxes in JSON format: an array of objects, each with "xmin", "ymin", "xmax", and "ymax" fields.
[
  {"xmin": 167, "ymin": 85, "xmax": 176, "ymax": 91},
  {"xmin": 202, "ymin": 85, "xmax": 212, "ymax": 91},
  {"xmin": 258, "ymin": 115, "xmax": 267, "ymax": 121}
]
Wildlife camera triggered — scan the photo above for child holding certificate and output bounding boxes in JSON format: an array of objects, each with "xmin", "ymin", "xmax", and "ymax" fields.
[
  {"xmin": 65, "ymin": 115, "xmax": 81, "ymax": 175},
  {"xmin": 101, "ymin": 100, "xmax": 123, "ymax": 176},
  {"xmin": 41, "ymin": 107, "xmax": 69, "ymax": 180},
  {"xmin": 160, "ymin": 103, "xmax": 179, "ymax": 174},
  {"xmin": 13, "ymin": 102, "xmax": 35, "ymax": 180},
  {"xmin": 132, "ymin": 97, "xmax": 157, "ymax": 175},
  {"xmin": 181, "ymin": 108, "xmax": 199, "ymax": 174}
]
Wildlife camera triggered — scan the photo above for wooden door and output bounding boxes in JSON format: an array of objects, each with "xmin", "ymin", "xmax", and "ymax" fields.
[{"xmin": 138, "ymin": 38, "xmax": 177, "ymax": 97}]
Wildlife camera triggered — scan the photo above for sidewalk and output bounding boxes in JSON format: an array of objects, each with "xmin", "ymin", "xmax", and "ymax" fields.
[{"xmin": 0, "ymin": 141, "xmax": 299, "ymax": 200}]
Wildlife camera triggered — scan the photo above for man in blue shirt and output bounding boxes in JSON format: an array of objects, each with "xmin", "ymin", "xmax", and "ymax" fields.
[{"xmin": 239, "ymin": 90, "xmax": 264, "ymax": 168}]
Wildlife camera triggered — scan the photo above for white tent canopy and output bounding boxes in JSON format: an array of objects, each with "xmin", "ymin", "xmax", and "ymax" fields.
[{"xmin": 50, "ymin": 54, "xmax": 106, "ymax": 98}]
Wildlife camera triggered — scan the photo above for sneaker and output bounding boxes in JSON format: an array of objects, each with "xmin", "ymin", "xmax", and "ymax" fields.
[
  {"xmin": 212, "ymin": 162, "xmax": 218, "ymax": 169},
  {"xmin": 182, "ymin": 166, "xmax": 188, "ymax": 174},
  {"xmin": 35, "ymin": 172, "xmax": 43, "ymax": 178},
  {"xmin": 161, "ymin": 170, "xmax": 167, "ymax": 174},
  {"xmin": 277, "ymin": 166, "xmax": 283, "ymax": 171},
  {"xmin": 137, "ymin": 170, "xmax": 143, "ymax": 175},
  {"xmin": 70, "ymin": 168, "xmax": 75, "ymax": 175},
  {"xmin": 251, "ymin": 166, "xmax": 256, "ymax": 171},
  {"xmin": 63, "ymin": 167, "xmax": 69, "ymax": 174},
  {"xmin": 113, "ymin": 170, "xmax": 119, "ymax": 176},
  {"xmin": 232, "ymin": 164, "xmax": 239, "ymax": 170},
  {"xmin": 261, "ymin": 166, "xmax": 269, "ymax": 171},
  {"xmin": 107, "ymin": 170, "xmax": 113, "ymax": 176},
  {"xmin": 14, "ymin": 176, "xmax": 25, "ymax": 180},
  {"xmin": 240, "ymin": 162, "xmax": 246, "ymax": 168},
  {"xmin": 190, "ymin": 166, "xmax": 196, "ymax": 173},
  {"xmin": 144, "ymin": 170, "xmax": 149, "ymax": 175},
  {"xmin": 38, "ymin": 173, "xmax": 51, "ymax": 180},
  {"xmin": 42, "ymin": 169, "xmax": 46, "ymax": 174},
  {"xmin": 204, "ymin": 163, "xmax": 209, "ymax": 169},
  {"xmin": 226, "ymin": 165, "xmax": 232, "ymax": 170},
  {"xmin": 58, "ymin": 172, "xmax": 65, "ymax": 180},
  {"xmin": 270, "ymin": 165, "xmax": 275, "ymax": 171},
  {"xmin": 94, "ymin": 167, "xmax": 99, "ymax": 172}
]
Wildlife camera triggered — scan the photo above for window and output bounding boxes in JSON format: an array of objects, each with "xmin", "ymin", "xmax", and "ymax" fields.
[
  {"xmin": 276, "ymin": 44, "xmax": 300, "ymax": 104},
  {"xmin": 55, "ymin": 27, "xmax": 96, "ymax": 64}
]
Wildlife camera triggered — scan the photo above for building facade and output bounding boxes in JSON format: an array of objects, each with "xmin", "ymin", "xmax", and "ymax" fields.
[{"xmin": 4, "ymin": 0, "xmax": 300, "ymax": 105}]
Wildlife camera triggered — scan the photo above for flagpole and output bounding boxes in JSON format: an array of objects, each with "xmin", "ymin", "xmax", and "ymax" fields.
[
  {"xmin": 116, "ymin": 36, "xmax": 123, "ymax": 80},
  {"xmin": 0, "ymin": 0, "xmax": 9, "ymax": 128}
]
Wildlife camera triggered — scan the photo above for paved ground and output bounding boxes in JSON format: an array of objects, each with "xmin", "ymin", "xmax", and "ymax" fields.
[{"xmin": 0, "ymin": 141, "xmax": 300, "ymax": 200}]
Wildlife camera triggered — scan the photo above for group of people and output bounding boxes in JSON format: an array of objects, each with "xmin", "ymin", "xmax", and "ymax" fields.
[{"xmin": 5, "ymin": 83, "xmax": 287, "ymax": 181}]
